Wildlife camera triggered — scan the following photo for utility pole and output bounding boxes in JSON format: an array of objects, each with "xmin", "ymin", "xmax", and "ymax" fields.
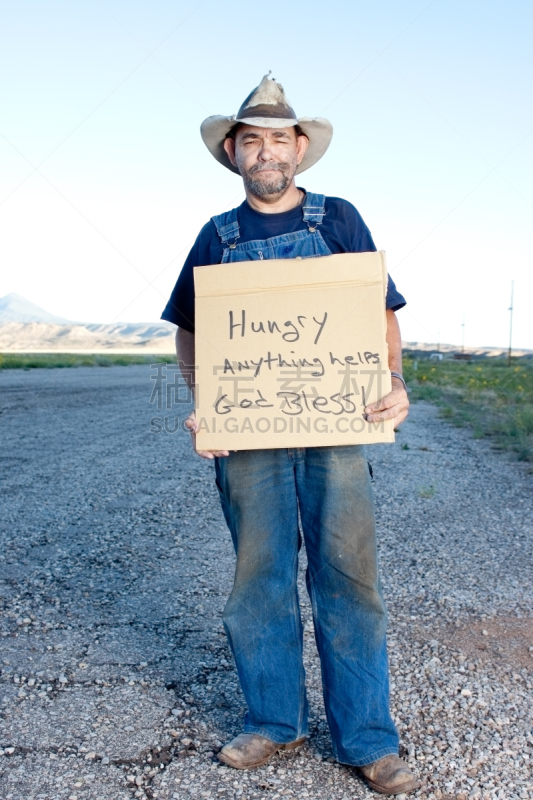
[
  {"xmin": 461, "ymin": 312, "xmax": 465, "ymax": 354},
  {"xmin": 508, "ymin": 280, "xmax": 514, "ymax": 366}
]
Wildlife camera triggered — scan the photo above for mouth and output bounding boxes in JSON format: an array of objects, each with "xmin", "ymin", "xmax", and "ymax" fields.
[
  {"xmin": 250, "ymin": 164, "xmax": 286, "ymax": 175},
  {"xmin": 244, "ymin": 162, "xmax": 291, "ymax": 196}
]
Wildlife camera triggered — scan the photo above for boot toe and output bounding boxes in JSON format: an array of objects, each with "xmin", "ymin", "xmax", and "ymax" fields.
[
  {"xmin": 360, "ymin": 754, "xmax": 421, "ymax": 795},
  {"xmin": 218, "ymin": 734, "xmax": 280, "ymax": 769}
]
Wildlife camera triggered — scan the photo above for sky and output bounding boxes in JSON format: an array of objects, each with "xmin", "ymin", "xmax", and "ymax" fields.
[{"xmin": 1, "ymin": 0, "xmax": 532, "ymax": 349}]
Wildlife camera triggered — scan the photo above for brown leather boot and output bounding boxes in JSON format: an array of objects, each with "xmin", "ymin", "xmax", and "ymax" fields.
[
  {"xmin": 359, "ymin": 754, "xmax": 421, "ymax": 795},
  {"xmin": 217, "ymin": 733, "xmax": 306, "ymax": 769}
]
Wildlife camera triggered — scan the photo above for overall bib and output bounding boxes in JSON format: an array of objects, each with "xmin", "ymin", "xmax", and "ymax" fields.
[{"xmin": 211, "ymin": 194, "xmax": 399, "ymax": 766}]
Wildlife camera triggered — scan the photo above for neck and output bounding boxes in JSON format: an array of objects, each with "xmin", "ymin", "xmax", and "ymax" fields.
[{"xmin": 244, "ymin": 181, "xmax": 303, "ymax": 214}]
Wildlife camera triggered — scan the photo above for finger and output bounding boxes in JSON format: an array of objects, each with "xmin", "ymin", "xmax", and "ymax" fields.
[
  {"xmin": 365, "ymin": 389, "xmax": 406, "ymax": 414},
  {"xmin": 365, "ymin": 401, "xmax": 394, "ymax": 415},
  {"xmin": 196, "ymin": 451, "xmax": 215, "ymax": 460},
  {"xmin": 365, "ymin": 403, "xmax": 404, "ymax": 423},
  {"xmin": 196, "ymin": 449, "xmax": 230, "ymax": 459},
  {"xmin": 391, "ymin": 409, "xmax": 409, "ymax": 429},
  {"xmin": 365, "ymin": 400, "xmax": 384, "ymax": 413},
  {"xmin": 393, "ymin": 410, "xmax": 409, "ymax": 428},
  {"xmin": 365, "ymin": 395, "xmax": 395, "ymax": 413},
  {"xmin": 187, "ymin": 426, "xmax": 200, "ymax": 456}
]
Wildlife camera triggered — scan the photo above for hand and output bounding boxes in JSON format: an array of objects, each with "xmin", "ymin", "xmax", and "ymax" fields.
[
  {"xmin": 185, "ymin": 410, "xmax": 230, "ymax": 460},
  {"xmin": 364, "ymin": 378, "xmax": 409, "ymax": 429}
]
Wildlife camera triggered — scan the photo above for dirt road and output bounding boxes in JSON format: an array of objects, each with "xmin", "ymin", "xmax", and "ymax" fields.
[{"xmin": 1, "ymin": 365, "xmax": 531, "ymax": 800}]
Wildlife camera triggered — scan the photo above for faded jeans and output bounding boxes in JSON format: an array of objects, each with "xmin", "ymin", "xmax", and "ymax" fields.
[{"xmin": 214, "ymin": 445, "xmax": 399, "ymax": 766}]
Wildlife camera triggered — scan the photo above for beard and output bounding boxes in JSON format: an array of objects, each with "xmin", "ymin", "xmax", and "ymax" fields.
[{"xmin": 240, "ymin": 161, "xmax": 296, "ymax": 201}]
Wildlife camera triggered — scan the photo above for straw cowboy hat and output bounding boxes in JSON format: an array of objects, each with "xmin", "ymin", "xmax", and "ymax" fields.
[{"xmin": 200, "ymin": 72, "xmax": 333, "ymax": 175}]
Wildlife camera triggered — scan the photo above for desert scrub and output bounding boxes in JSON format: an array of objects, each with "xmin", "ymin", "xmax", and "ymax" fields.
[
  {"xmin": 403, "ymin": 357, "xmax": 533, "ymax": 462},
  {"xmin": 0, "ymin": 353, "xmax": 174, "ymax": 369}
]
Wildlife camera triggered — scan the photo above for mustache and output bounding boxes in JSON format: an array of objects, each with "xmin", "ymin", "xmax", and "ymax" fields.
[{"xmin": 248, "ymin": 162, "xmax": 289, "ymax": 175}]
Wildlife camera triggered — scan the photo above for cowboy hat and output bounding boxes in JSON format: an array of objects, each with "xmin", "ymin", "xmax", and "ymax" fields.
[{"xmin": 200, "ymin": 72, "xmax": 333, "ymax": 175}]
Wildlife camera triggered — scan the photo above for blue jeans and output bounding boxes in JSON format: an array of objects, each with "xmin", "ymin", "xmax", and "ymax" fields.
[{"xmin": 215, "ymin": 446, "xmax": 399, "ymax": 766}]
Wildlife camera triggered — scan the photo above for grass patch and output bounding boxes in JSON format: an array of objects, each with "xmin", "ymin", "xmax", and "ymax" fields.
[
  {"xmin": 403, "ymin": 356, "xmax": 533, "ymax": 462},
  {"xmin": 0, "ymin": 353, "xmax": 175, "ymax": 370}
]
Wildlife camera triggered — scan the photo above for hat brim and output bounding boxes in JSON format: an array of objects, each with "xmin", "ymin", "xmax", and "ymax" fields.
[{"xmin": 200, "ymin": 115, "xmax": 333, "ymax": 175}]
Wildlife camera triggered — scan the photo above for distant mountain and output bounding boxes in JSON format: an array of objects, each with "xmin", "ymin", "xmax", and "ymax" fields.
[
  {"xmin": 0, "ymin": 321, "xmax": 176, "ymax": 353},
  {"xmin": 0, "ymin": 294, "xmax": 178, "ymax": 352},
  {"xmin": 0, "ymin": 293, "xmax": 75, "ymax": 324}
]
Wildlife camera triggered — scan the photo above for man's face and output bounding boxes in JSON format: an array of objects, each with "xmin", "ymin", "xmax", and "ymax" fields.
[{"xmin": 223, "ymin": 125, "xmax": 309, "ymax": 202}]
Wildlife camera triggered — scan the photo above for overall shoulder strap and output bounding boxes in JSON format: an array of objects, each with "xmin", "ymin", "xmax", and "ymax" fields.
[
  {"xmin": 211, "ymin": 207, "xmax": 240, "ymax": 246},
  {"xmin": 302, "ymin": 192, "xmax": 326, "ymax": 230}
]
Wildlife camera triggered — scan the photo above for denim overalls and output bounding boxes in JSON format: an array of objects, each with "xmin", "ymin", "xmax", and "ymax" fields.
[
  {"xmin": 212, "ymin": 192, "xmax": 333, "ymax": 262},
  {"xmin": 212, "ymin": 194, "xmax": 399, "ymax": 766}
]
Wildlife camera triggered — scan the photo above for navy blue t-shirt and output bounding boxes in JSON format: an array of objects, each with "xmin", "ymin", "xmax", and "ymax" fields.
[{"xmin": 162, "ymin": 192, "xmax": 406, "ymax": 332}]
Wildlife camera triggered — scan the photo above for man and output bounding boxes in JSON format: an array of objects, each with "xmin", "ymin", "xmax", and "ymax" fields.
[{"xmin": 162, "ymin": 73, "xmax": 419, "ymax": 796}]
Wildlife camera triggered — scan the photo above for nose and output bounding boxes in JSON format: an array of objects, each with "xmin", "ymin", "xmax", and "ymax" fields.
[{"xmin": 257, "ymin": 137, "xmax": 275, "ymax": 162}]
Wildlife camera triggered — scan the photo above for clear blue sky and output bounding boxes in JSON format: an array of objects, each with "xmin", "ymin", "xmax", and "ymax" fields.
[{"xmin": 1, "ymin": 0, "xmax": 532, "ymax": 348}]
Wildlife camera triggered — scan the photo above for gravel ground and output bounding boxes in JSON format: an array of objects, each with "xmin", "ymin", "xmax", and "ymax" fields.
[{"xmin": 0, "ymin": 364, "xmax": 531, "ymax": 800}]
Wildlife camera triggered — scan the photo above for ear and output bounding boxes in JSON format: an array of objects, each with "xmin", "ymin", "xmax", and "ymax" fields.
[
  {"xmin": 223, "ymin": 137, "xmax": 237, "ymax": 167},
  {"xmin": 296, "ymin": 134, "xmax": 309, "ymax": 166}
]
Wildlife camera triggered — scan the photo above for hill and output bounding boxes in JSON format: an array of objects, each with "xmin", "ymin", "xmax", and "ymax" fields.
[
  {"xmin": 0, "ymin": 321, "xmax": 176, "ymax": 354},
  {"xmin": 0, "ymin": 294, "xmax": 176, "ymax": 353},
  {"xmin": 0, "ymin": 293, "xmax": 75, "ymax": 324}
]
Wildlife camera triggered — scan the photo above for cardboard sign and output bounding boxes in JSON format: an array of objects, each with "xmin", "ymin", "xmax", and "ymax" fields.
[{"xmin": 194, "ymin": 251, "xmax": 394, "ymax": 450}]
